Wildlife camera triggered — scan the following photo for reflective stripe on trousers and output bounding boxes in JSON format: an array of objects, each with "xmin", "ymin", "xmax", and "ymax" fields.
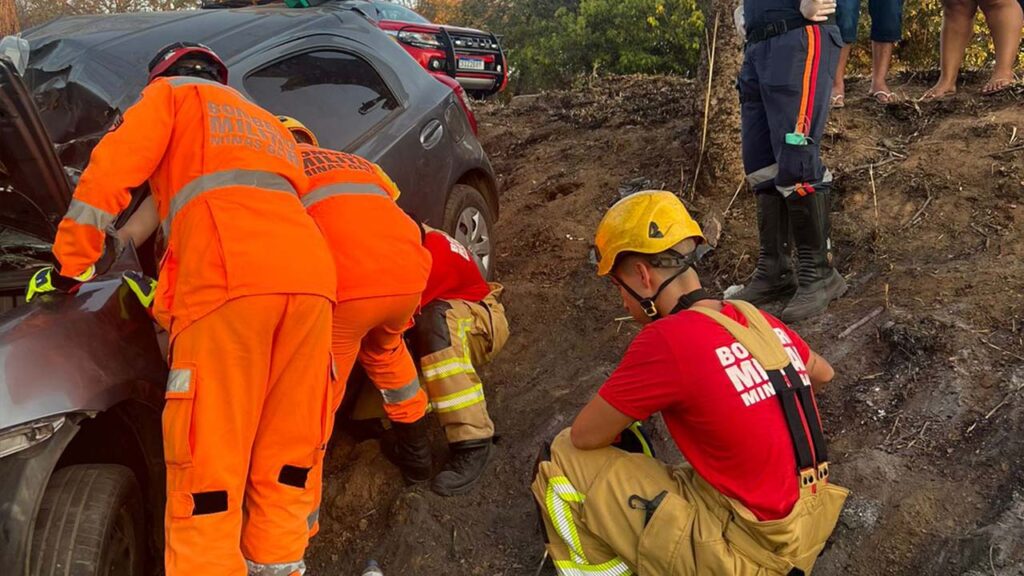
[
  {"xmin": 421, "ymin": 319, "xmax": 485, "ymax": 413},
  {"xmin": 546, "ymin": 476, "xmax": 633, "ymax": 576},
  {"xmin": 301, "ymin": 182, "xmax": 391, "ymax": 209},
  {"xmin": 161, "ymin": 169, "xmax": 298, "ymax": 236},
  {"xmin": 380, "ymin": 377, "xmax": 422, "ymax": 405},
  {"xmin": 245, "ymin": 559, "xmax": 306, "ymax": 576},
  {"xmin": 307, "ymin": 507, "xmax": 319, "ymax": 531}
]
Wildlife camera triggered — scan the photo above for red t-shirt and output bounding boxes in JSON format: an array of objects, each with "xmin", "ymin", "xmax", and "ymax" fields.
[
  {"xmin": 420, "ymin": 230, "xmax": 491, "ymax": 306},
  {"xmin": 598, "ymin": 303, "xmax": 813, "ymax": 521}
]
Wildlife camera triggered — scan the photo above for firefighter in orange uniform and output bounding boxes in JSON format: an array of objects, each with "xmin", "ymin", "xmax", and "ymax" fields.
[
  {"xmin": 279, "ymin": 117, "xmax": 433, "ymax": 488},
  {"xmin": 28, "ymin": 44, "xmax": 337, "ymax": 576}
]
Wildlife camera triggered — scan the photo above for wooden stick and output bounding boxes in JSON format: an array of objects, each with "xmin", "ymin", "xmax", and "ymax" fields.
[
  {"xmin": 885, "ymin": 414, "xmax": 901, "ymax": 443},
  {"xmin": 848, "ymin": 156, "xmax": 900, "ymax": 173},
  {"xmin": 985, "ymin": 143, "xmax": 1024, "ymax": 157},
  {"xmin": 870, "ymin": 165, "xmax": 880, "ymax": 238},
  {"xmin": 724, "ymin": 177, "xmax": 745, "ymax": 214},
  {"xmin": 903, "ymin": 194, "xmax": 933, "ymax": 229},
  {"xmin": 979, "ymin": 337, "xmax": 1024, "ymax": 362},
  {"xmin": 838, "ymin": 306, "xmax": 885, "ymax": 339},
  {"xmin": 691, "ymin": 10, "xmax": 720, "ymax": 198},
  {"xmin": 534, "ymin": 550, "xmax": 550, "ymax": 576}
]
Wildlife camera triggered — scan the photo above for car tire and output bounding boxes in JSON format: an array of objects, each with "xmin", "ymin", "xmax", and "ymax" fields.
[
  {"xmin": 30, "ymin": 464, "xmax": 145, "ymax": 576},
  {"xmin": 444, "ymin": 183, "xmax": 496, "ymax": 280}
]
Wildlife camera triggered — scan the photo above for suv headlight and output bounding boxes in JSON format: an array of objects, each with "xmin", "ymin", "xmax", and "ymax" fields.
[
  {"xmin": 397, "ymin": 30, "xmax": 443, "ymax": 49},
  {"xmin": 0, "ymin": 416, "xmax": 66, "ymax": 459}
]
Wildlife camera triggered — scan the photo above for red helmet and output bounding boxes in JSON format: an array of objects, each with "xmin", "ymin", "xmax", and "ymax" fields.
[{"xmin": 147, "ymin": 42, "xmax": 228, "ymax": 84}]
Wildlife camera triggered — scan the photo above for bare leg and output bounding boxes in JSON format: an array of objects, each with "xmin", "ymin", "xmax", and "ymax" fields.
[
  {"xmin": 926, "ymin": 0, "xmax": 978, "ymax": 99},
  {"xmin": 832, "ymin": 44, "xmax": 852, "ymax": 107},
  {"xmin": 978, "ymin": 0, "xmax": 1023, "ymax": 93},
  {"xmin": 870, "ymin": 41, "xmax": 896, "ymax": 101}
]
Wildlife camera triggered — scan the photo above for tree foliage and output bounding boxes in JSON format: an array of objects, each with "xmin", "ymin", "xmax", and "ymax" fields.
[
  {"xmin": 846, "ymin": 0, "xmax": 1024, "ymax": 73},
  {"xmin": 16, "ymin": 0, "xmax": 199, "ymax": 30},
  {"xmin": 419, "ymin": 0, "xmax": 705, "ymax": 92}
]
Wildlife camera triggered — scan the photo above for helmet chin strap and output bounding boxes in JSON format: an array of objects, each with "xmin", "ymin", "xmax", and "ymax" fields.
[
  {"xmin": 614, "ymin": 250, "xmax": 706, "ymax": 319},
  {"xmin": 670, "ymin": 288, "xmax": 712, "ymax": 315}
]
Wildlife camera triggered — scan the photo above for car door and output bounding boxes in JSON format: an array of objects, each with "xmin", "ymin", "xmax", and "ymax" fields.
[{"xmin": 230, "ymin": 33, "xmax": 453, "ymax": 224}]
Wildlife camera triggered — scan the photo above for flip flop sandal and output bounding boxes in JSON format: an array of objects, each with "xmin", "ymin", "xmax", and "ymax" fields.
[
  {"xmin": 918, "ymin": 89, "xmax": 953, "ymax": 102},
  {"xmin": 981, "ymin": 80, "xmax": 1015, "ymax": 96},
  {"xmin": 831, "ymin": 94, "xmax": 845, "ymax": 109},
  {"xmin": 870, "ymin": 91, "xmax": 895, "ymax": 104}
]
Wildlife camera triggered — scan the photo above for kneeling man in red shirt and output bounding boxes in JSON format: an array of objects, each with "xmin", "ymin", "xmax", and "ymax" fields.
[{"xmin": 531, "ymin": 191, "xmax": 847, "ymax": 575}]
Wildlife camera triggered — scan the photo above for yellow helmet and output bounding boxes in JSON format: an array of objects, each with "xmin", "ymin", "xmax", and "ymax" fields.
[
  {"xmin": 594, "ymin": 190, "xmax": 704, "ymax": 277},
  {"xmin": 277, "ymin": 115, "xmax": 319, "ymax": 147}
]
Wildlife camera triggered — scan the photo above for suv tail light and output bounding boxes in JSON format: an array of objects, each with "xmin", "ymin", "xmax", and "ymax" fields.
[
  {"xmin": 434, "ymin": 74, "xmax": 478, "ymax": 136},
  {"xmin": 452, "ymin": 83, "xmax": 478, "ymax": 135}
]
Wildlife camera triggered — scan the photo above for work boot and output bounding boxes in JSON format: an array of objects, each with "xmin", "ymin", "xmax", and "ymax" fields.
[
  {"xmin": 381, "ymin": 416, "xmax": 432, "ymax": 485},
  {"xmin": 782, "ymin": 189, "xmax": 847, "ymax": 322},
  {"xmin": 732, "ymin": 190, "xmax": 797, "ymax": 304},
  {"xmin": 431, "ymin": 439, "xmax": 494, "ymax": 496}
]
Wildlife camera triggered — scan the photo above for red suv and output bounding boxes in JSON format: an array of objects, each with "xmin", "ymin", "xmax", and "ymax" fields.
[{"xmin": 363, "ymin": 1, "xmax": 508, "ymax": 98}]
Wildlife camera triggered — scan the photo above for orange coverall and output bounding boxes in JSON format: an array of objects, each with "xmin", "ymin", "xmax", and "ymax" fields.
[
  {"xmin": 298, "ymin": 145, "xmax": 431, "ymax": 534},
  {"xmin": 51, "ymin": 76, "xmax": 337, "ymax": 576}
]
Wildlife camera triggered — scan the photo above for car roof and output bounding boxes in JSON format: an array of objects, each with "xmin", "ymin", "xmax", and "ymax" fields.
[
  {"xmin": 26, "ymin": 3, "xmax": 370, "ymax": 69},
  {"xmin": 22, "ymin": 2, "xmax": 387, "ymax": 152}
]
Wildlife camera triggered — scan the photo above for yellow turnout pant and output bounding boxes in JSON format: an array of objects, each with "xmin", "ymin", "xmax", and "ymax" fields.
[{"xmin": 531, "ymin": 428, "xmax": 848, "ymax": 576}]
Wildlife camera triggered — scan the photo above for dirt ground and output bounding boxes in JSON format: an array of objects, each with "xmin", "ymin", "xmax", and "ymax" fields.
[{"xmin": 306, "ymin": 70, "xmax": 1024, "ymax": 575}]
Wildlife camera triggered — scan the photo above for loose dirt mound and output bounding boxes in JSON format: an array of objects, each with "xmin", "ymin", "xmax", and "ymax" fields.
[{"xmin": 308, "ymin": 74, "xmax": 1024, "ymax": 575}]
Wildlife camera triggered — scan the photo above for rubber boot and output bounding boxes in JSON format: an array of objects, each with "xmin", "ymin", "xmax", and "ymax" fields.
[
  {"xmin": 781, "ymin": 189, "xmax": 847, "ymax": 322},
  {"xmin": 732, "ymin": 190, "xmax": 797, "ymax": 304},
  {"xmin": 381, "ymin": 416, "xmax": 432, "ymax": 485},
  {"xmin": 431, "ymin": 439, "xmax": 493, "ymax": 497}
]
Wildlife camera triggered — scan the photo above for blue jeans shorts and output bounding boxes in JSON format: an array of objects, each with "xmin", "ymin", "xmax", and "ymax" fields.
[{"xmin": 836, "ymin": 0, "xmax": 904, "ymax": 44}]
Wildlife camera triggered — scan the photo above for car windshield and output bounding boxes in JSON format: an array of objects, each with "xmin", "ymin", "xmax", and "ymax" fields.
[{"xmin": 372, "ymin": 1, "xmax": 431, "ymax": 24}]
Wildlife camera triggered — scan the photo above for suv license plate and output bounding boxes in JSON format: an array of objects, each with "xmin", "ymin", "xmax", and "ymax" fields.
[{"xmin": 458, "ymin": 58, "xmax": 485, "ymax": 71}]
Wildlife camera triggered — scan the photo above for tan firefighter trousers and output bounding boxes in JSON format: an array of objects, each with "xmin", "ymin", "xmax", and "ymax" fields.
[
  {"xmin": 414, "ymin": 283, "xmax": 509, "ymax": 443},
  {"xmin": 532, "ymin": 428, "xmax": 848, "ymax": 575}
]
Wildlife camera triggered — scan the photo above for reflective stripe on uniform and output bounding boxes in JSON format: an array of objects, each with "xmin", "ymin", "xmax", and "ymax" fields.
[
  {"xmin": 546, "ymin": 477, "xmax": 587, "ymax": 564},
  {"xmin": 380, "ymin": 377, "xmax": 422, "ymax": 405},
  {"xmin": 162, "ymin": 169, "xmax": 297, "ymax": 235},
  {"xmin": 553, "ymin": 559, "xmax": 633, "ymax": 576},
  {"xmin": 422, "ymin": 356, "xmax": 476, "ymax": 382},
  {"xmin": 746, "ymin": 163, "xmax": 778, "ymax": 188},
  {"xmin": 167, "ymin": 368, "xmax": 192, "ymax": 394},
  {"xmin": 65, "ymin": 199, "xmax": 117, "ymax": 231},
  {"xmin": 301, "ymin": 182, "xmax": 390, "ymax": 209},
  {"xmin": 431, "ymin": 383, "xmax": 484, "ymax": 413},
  {"xmin": 546, "ymin": 476, "xmax": 633, "ymax": 576},
  {"xmin": 421, "ymin": 319, "xmax": 475, "ymax": 382},
  {"xmin": 167, "ymin": 76, "xmax": 223, "ymax": 88},
  {"xmin": 307, "ymin": 507, "xmax": 319, "ymax": 530},
  {"xmin": 245, "ymin": 559, "xmax": 306, "ymax": 576}
]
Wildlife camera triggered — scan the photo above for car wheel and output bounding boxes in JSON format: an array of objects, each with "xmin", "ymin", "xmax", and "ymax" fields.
[
  {"xmin": 444, "ymin": 184, "xmax": 496, "ymax": 280},
  {"xmin": 30, "ymin": 464, "xmax": 145, "ymax": 576}
]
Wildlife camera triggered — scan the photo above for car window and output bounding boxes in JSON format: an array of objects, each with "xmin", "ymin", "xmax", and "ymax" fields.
[
  {"xmin": 372, "ymin": 1, "xmax": 431, "ymax": 24},
  {"xmin": 244, "ymin": 50, "xmax": 399, "ymax": 151}
]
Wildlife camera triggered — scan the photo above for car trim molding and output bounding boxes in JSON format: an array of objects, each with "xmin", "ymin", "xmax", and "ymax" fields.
[
  {"xmin": 162, "ymin": 169, "xmax": 297, "ymax": 235},
  {"xmin": 301, "ymin": 182, "xmax": 390, "ymax": 208}
]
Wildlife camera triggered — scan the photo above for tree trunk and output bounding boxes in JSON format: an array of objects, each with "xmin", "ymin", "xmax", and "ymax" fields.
[{"xmin": 0, "ymin": 0, "xmax": 20, "ymax": 36}]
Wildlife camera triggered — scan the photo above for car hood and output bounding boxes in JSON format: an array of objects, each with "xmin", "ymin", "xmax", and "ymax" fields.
[{"xmin": 0, "ymin": 56, "xmax": 72, "ymax": 242}]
